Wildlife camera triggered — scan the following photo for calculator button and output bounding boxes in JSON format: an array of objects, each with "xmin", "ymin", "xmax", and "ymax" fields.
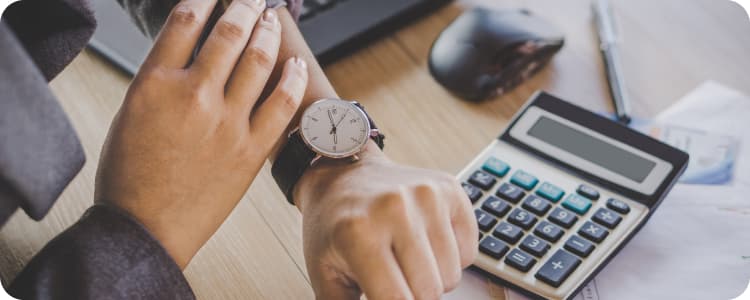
[
  {"xmin": 576, "ymin": 184, "xmax": 600, "ymax": 200},
  {"xmin": 564, "ymin": 235, "xmax": 595, "ymax": 258},
  {"xmin": 522, "ymin": 195, "xmax": 552, "ymax": 216},
  {"xmin": 475, "ymin": 209, "xmax": 498, "ymax": 232},
  {"xmin": 562, "ymin": 194, "xmax": 592, "ymax": 215},
  {"xmin": 496, "ymin": 183, "xmax": 525, "ymax": 203},
  {"xmin": 534, "ymin": 221, "xmax": 564, "ymax": 243},
  {"xmin": 536, "ymin": 182, "xmax": 565, "ymax": 202},
  {"xmin": 508, "ymin": 208, "xmax": 538, "ymax": 230},
  {"xmin": 579, "ymin": 221, "xmax": 609, "ymax": 243},
  {"xmin": 482, "ymin": 196, "xmax": 511, "ymax": 218},
  {"xmin": 504, "ymin": 249, "xmax": 537, "ymax": 272},
  {"xmin": 520, "ymin": 235, "xmax": 550, "ymax": 257},
  {"xmin": 482, "ymin": 157, "xmax": 510, "ymax": 177},
  {"xmin": 478, "ymin": 232, "xmax": 483, "ymax": 241},
  {"xmin": 607, "ymin": 198, "xmax": 630, "ymax": 214},
  {"xmin": 462, "ymin": 182, "xmax": 483, "ymax": 203},
  {"xmin": 493, "ymin": 222, "xmax": 523, "ymax": 244},
  {"xmin": 468, "ymin": 170, "xmax": 497, "ymax": 191},
  {"xmin": 510, "ymin": 170, "xmax": 539, "ymax": 190},
  {"xmin": 535, "ymin": 250, "xmax": 581, "ymax": 287},
  {"xmin": 479, "ymin": 236, "xmax": 510, "ymax": 259},
  {"xmin": 592, "ymin": 208, "xmax": 622, "ymax": 229},
  {"xmin": 548, "ymin": 207, "xmax": 578, "ymax": 229}
]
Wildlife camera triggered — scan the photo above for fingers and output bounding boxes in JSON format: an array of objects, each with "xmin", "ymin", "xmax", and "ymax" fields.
[
  {"xmin": 144, "ymin": 0, "xmax": 217, "ymax": 69},
  {"xmin": 427, "ymin": 210, "xmax": 463, "ymax": 293},
  {"xmin": 248, "ymin": 57, "xmax": 308, "ymax": 150},
  {"xmin": 225, "ymin": 9, "xmax": 282, "ymax": 113},
  {"xmin": 191, "ymin": 0, "xmax": 266, "ymax": 84},
  {"xmin": 393, "ymin": 223, "xmax": 444, "ymax": 300},
  {"xmin": 450, "ymin": 184, "xmax": 480, "ymax": 268},
  {"xmin": 309, "ymin": 264, "xmax": 361, "ymax": 300},
  {"xmin": 344, "ymin": 244, "xmax": 413, "ymax": 300}
]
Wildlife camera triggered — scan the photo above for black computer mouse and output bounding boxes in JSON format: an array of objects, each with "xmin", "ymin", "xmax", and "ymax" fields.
[{"xmin": 429, "ymin": 8, "xmax": 564, "ymax": 101}]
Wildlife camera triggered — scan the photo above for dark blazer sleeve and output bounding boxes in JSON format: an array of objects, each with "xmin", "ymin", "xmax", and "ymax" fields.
[{"xmin": 7, "ymin": 205, "xmax": 195, "ymax": 300}]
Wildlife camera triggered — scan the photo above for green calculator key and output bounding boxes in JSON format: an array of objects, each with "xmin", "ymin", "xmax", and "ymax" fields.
[
  {"xmin": 536, "ymin": 182, "xmax": 564, "ymax": 202},
  {"xmin": 510, "ymin": 170, "xmax": 539, "ymax": 190},
  {"xmin": 482, "ymin": 157, "xmax": 510, "ymax": 177},
  {"xmin": 562, "ymin": 194, "xmax": 592, "ymax": 215}
]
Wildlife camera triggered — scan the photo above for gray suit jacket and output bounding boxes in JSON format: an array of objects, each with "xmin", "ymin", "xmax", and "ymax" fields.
[{"xmin": 1, "ymin": 0, "xmax": 300, "ymax": 299}]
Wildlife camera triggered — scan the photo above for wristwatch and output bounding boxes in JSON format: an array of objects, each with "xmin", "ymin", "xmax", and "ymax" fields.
[{"xmin": 271, "ymin": 99, "xmax": 385, "ymax": 205}]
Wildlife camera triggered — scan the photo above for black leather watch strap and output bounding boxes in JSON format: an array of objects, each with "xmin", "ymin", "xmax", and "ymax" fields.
[
  {"xmin": 271, "ymin": 131, "xmax": 317, "ymax": 205},
  {"xmin": 271, "ymin": 101, "xmax": 384, "ymax": 205}
]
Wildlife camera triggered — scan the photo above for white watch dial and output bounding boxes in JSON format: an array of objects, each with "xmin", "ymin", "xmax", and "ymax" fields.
[{"xmin": 300, "ymin": 99, "xmax": 371, "ymax": 158}]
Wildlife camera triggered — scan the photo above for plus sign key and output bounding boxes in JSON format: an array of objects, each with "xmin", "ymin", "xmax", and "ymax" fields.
[
  {"xmin": 592, "ymin": 207, "xmax": 622, "ymax": 229},
  {"xmin": 535, "ymin": 250, "xmax": 581, "ymax": 287}
]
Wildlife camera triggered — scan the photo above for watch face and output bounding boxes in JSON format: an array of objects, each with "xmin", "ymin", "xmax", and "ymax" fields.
[{"xmin": 300, "ymin": 99, "xmax": 371, "ymax": 158}]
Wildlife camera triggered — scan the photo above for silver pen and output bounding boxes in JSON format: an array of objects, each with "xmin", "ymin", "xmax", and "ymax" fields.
[{"xmin": 593, "ymin": 0, "xmax": 632, "ymax": 125}]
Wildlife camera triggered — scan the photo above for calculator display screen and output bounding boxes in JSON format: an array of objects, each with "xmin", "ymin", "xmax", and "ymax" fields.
[{"xmin": 527, "ymin": 116, "xmax": 656, "ymax": 183}]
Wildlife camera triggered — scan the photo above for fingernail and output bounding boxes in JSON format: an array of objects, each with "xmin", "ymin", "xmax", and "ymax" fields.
[
  {"xmin": 295, "ymin": 57, "xmax": 307, "ymax": 69},
  {"xmin": 263, "ymin": 9, "xmax": 277, "ymax": 24}
]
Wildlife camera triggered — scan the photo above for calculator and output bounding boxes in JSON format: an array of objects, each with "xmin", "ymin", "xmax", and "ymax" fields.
[{"xmin": 458, "ymin": 92, "xmax": 689, "ymax": 300}]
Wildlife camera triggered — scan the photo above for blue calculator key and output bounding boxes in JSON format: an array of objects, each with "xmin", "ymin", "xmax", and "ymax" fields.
[
  {"xmin": 592, "ymin": 208, "xmax": 622, "ymax": 229},
  {"xmin": 479, "ymin": 236, "xmax": 510, "ymax": 259},
  {"xmin": 536, "ymin": 182, "xmax": 565, "ymax": 202},
  {"xmin": 493, "ymin": 222, "xmax": 524, "ymax": 244},
  {"xmin": 496, "ymin": 183, "xmax": 525, "ymax": 203},
  {"xmin": 482, "ymin": 157, "xmax": 510, "ymax": 177},
  {"xmin": 562, "ymin": 194, "xmax": 592, "ymax": 215},
  {"xmin": 468, "ymin": 170, "xmax": 497, "ymax": 190},
  {"xmin": 520, "ymin": 235, "xmax": 550, "ymax": 257},
  {"xmin": 505, "ymin": 249, "xmax": 537, "ymax": 272},
  {"xmin": 577, "ymin": 184, "xmax": 600, "ymax": 200},
  {"xmin": 579, "ymin": 221, "xmax": 609, "ymax": 243},
  {"xmin": 535, "ymin": 250, "xmax": 581, "ymax": 287},
  {"xmin": 522, "ymin": 195, "xmax": 551, "ymax": 216},
  {"xmin": 564, "ymin": 235, "xmax": 595, "ymax": 258},
  {"xmin": 482, "ymin": 196, "xmax": 511, "ymax": 218},
  {"xmin": 510, "ymin": 170, "xmax": 539, "ymax": 190},
  {"xmin": 607, "ymin": 198, "xmax": 631, "ymax": 214},
  {"xmin": 508, "ymin": 208, "xmax": 538, "ymax": 230},
  {"xmin": 462, "ymin": 182, "xmax": 483, "ymax": 203},
  {"xmin": 548, "ymin": 207, "xmax": 578, "ymax": 229}
]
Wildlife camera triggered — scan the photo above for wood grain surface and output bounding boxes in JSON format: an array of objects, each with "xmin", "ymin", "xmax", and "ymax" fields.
[{"xmin": 1, "ymin": 0, "xmax": 748, "ymax": 298}]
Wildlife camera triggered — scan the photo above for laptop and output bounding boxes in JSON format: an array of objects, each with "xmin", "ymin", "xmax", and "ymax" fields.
[{"xmin": 89, "ymin": 0, "xmax": 449, "ymax": 76}]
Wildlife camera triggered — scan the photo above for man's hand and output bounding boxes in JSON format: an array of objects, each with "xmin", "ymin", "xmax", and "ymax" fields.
[
  {"xmin": 95, "ymin": 0, "xmax": 308, "ymax": 268},
  {"xmin": 295, "ymin": 142, "xmax": 479, "ymax": 300}
]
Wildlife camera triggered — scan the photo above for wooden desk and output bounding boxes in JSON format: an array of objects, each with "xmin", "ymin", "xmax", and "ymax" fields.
[{"xmin": 1, "ymin": 0, "xmax": 748, "ymax": 298}]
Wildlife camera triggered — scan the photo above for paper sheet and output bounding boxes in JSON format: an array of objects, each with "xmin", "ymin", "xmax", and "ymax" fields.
[{"xmin": 446, "ymin": 81, "xmax": 750, "ymax": 300}]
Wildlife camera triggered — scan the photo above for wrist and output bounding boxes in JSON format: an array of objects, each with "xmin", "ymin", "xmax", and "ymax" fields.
[{"xmin": 293, "ymin": 140, "xmax": 386, "ymax": 211}]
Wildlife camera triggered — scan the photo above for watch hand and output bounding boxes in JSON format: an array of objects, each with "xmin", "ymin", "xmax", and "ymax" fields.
[
  {"xmin": 334, "ymin": 131, "xmax": 338, "ymax": 145},
  {"xmin": 327, "ymin": 109, "xmax": 335, "ymax": 127},
  {"xmin": 335, "ymin": 109, "xmax": 350, "ymax": 128}
]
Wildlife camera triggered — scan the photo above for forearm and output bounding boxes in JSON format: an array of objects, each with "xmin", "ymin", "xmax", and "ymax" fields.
[{"xmin": 268, "ymin": 8, "xmax": 339, "ymax": 161}]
